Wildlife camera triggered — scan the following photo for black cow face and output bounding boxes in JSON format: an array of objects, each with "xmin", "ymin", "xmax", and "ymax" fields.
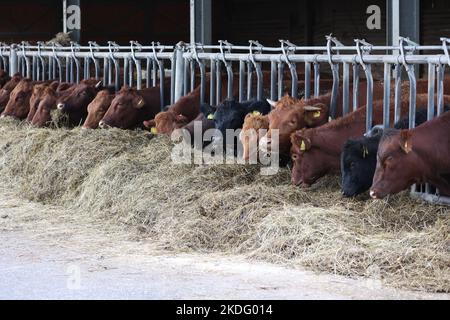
[{"xmin": 341, "ymin": 136, "xmax": 380, "ymax": 197}]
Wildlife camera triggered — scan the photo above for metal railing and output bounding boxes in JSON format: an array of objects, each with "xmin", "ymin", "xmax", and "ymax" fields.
[{"xmin": 1, "ymin": 35, "xmax": 450, "ymax": 205}]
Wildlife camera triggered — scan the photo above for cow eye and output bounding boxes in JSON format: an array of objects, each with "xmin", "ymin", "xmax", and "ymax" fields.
[{"xmin": 292, "ymin": 154, "xmax": 298, "ymax": 161}]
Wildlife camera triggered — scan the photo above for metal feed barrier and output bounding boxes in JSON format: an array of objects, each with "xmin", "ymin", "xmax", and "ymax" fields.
[{"xmin": 1, "ymin": 36, "xmax": 450, "ymax": 205}]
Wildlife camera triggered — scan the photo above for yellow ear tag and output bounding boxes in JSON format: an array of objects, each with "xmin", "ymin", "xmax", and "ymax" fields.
[
  {"xmin": 150, "ymin": 127, "xmax": 158, "ymax": 134},
  {"xmin": 207, "ymin": 114, "xmax": 214, "ymax": 120},
  {"xmin": 300, "ymin": 140, "xmax": 306, "ymax": 151},
  {"xmin": 313, "ymin": 111, "xmax": 321, "ymax": 118},
  {"xmin": 252, "ymin": 111, "xmax": 261, "ymax": 116}
]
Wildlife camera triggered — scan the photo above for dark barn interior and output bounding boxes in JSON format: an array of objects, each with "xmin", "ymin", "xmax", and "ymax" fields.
[{"xmin": 0, "ymin": 0, "xmax": 449, "ymax": 46}]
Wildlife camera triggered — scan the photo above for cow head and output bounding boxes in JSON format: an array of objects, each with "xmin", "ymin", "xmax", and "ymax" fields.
[
  {"xmin": 83, "ymin": 89, "xmax": 115, "ymax": 129},
  {"xmin": 341, "ymin": 136, "xmax": 379, "ymax": 197},
  {"xmin": 31, "ymin": 87, "xmax": 57, "ymax": 127},
  {"xmin": 260, "ymin": 97, "xmax": 328, "ymax": 156},
  {"xmin": 0, "ymin": 69, "xmax": 11, "ymax": 88},
  {"xmin": 370, "ymin": 129, "xmax": 418, "ymax": 199},
  {"xmin": 1, "ymin": 79, "xmax": 34, "ymax": 119},
  {"xmin": 27, "ymin": 83, "xmax": 50, "ymax": 122},
  {"xmin": 144, "ymin": 111, "xmax": 189, "ymax": 135},
  {"xmin": 99, "ymin": 87, "xmax": 145, "ymax": 129},
  {"xmin": 56, "ymin": 79, "xmax": 101, "ymax": 125},
  {"xmin": 0, "ymin": 73, "xmax": 22, "ymax": 113},
  {"xmin": 290, "ymin": 128, "xmax": 338, "ymax": 187},
  {"xmin": 239, "ymin": 113, "xmax": 269, "ymax": 162}
]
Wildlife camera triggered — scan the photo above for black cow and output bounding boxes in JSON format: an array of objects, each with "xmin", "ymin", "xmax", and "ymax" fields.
[
  {"xmin": 209, "ymin": 99, "xmax": 271, "ymax": 155},
  {"xmin": 340, "ymin": 107, "xmax": 436, "ymax": 197}
]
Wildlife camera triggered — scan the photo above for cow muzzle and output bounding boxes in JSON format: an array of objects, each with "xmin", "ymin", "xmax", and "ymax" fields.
[
  {"xmin": 57, "ymin": 103, "xmax": 65, "ymax": 110},
  {"xmin": 370, "ymin": 190, "xmax": 379, "ymax": 199}
]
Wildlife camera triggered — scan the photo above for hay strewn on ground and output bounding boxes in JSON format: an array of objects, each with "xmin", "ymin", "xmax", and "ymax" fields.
[{"xmin": 0, "ymin": 117, "xmax": 448, "ymax": 292}]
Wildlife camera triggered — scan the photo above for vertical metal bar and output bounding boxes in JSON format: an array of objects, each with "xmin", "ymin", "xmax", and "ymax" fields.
[
  {"xmin": 170, "ymin": 55, "xmax": 176, "ymax": 104},
  {"xmin": 158, "ymin": 60, "xmax": 165, "ymax": 110},
  {"xmin": 289, "ymin": 63, "xmax": 298, "ymax": 99},
  {"xmin": 152, "ymin": 59, "xmax": 157, "ymax": 87},
  {"xmin": 174, "ymin": 44, "xmax": 185, "ymax": 102},
  {"xmin": 270, "ymin": 60, "xmax": 277, "ymax": 101},
  {"xmin": 32, "ymin": 56, "xmax": 37, "ymax": 80},
  {"xmin": 394, "ymin": 64, "xmax": 403, "ymax": 123},
  {"xmin": 128, "ymin": 59, "xmax": 134, "ymax": 88},
  {"xmin": 314, "ymin": 62, "xmax": 320, "ymax": 98},
  {"xmin": 330, "ymin": 63, "xmax": 340, "ymax": 119},
  {"xmin": 209, "ymin": 58, "xmax": 216, "ymax": 105},
  {"xmin": 304, "ymin": 62, "xmax": 311, "ymax": 100},
  {"xmin": 65, "ymin": 57, "xmax": 70, "ymax": 82},
  {"xmin": 146, "ymin": 57, "xmax": 151, "ymax": 88},
  {"xmin": 352, "ymin": 64, "xmax": 359, "ymax": 111},
  {"xmin": 9, "ymin": 46, "xmax": 18, "ymax": 77},
  {"xmin": 183, "ymin": 59, "xmax": 190, "ymax": 95},
  {"xmin": 255, "ymin": 63, "xmax": 263, "ymax": 101},
  {"xmin": 383, "ymin": 63, "xmax": 391, "ymax": 128},
  {"xmin": 103, "ymin": 57, "xmax": 109, "ymax": 84},
  {"xmin": 277, "ymin": 62, "xmax": 284, "ymax": 100},
  {"xmin": 190, "ymin": 59, "xmax": 195, "ymax": 92},
  {"xmin": 108, "ymin": 58, "xmax": 113, "ymax": 86},
  {"xmin": 427, "ymin": 63, "xmax": 436, "ymax": 121},
  {"xmin": 247, "ymin": 62, "xmax": 253, "ymax": 101},
  {"xmin": 342, "ymin": 62, "xmax": 350, "ymax": 115},
  {"xmin": 365, "ymin": 65, "xmax": 374, "ymax": 132},
  {"xmin": 239, "ymin": 60, "xmax": 245, "ymax": 102},
  {"xmin": 437, "ymin": 64, "xmax": 445, "ymax": 116},
  {"xmin": 407, "ymin": 66, "xmax": 417, "ymax": 129},
  {"xmin": 226, "ymin": 63, "xmax": 233, "ymax": 99},
  {"xmin": 198, "ymin": 60, "xmax": 206, "ymax": 105},
  {"xmin": 216, "ymin": 60, "xmax": 222, "ymax": 105},
  {"xmin": 135, "ymin": 59, "xmax": 142, "ymax": 90},
  {"xmin": 123, "ymin": 58, "xmax": 128, "ymax": 87}
]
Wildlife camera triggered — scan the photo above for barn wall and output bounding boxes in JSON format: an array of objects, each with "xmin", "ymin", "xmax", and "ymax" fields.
[
  {"xmin": 0, "ymin": 1, "xmax": 449, "ymax": 47},
  {"xmin": 0, "ymin": 0, "xmax": 61, "ymax": 43}
]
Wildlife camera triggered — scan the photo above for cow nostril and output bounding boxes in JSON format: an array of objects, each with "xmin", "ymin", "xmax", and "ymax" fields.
[
  {"xmin": 57, "ymin": 103, "xmax": 64, "ymax": 110},
  {"xmin": 370, "ymin": 190, "xmax": 377, "ymax": 199}
]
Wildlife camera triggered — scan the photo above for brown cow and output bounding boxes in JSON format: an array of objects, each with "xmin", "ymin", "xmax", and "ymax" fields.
[
  {"xmin": 56, "ymin": 79, "xmax": 102, "ymax": 126},
  {"xmin": 143, "ymin": 85, "xmax": 202, "ymax": 134},
  {"xmin": 239, "ymin": 113, "xmax": 269, "ymax": 162},
  {"xmin": 1, "ymin": 79, "xmax": 35, "ymax": 119},
  {"xmin": 0, "ymin": 73, "xmax": 22, "ymax": 114},
  {"xmin": 260, "ymin": 81, "xmax": 388, "ymax": 156},
  {"xmin": 370, "ymin": 111, "xmax": 450, "ymax": 199},
  {"xmin": 82, "ymin": 89, "xmax": 115, "ymax": 129},
  {"xmin": 26, "ymin": 81, "xmax": 60, "ymax": 122},
  {"xmin": 259, "ymin": 94, "xmax": 330, "ymax": 155},
  {"xmin": 290, "ymin": 94, "xmax": 450, "ymax": 187},
  {"xmin": 0, "ymin": 69, "xmax": 11, "ymax": 88},
  {"xmin": 99, "ymin": 86, "xmax": 170, "ymax": 129},
  {"xmin": 30, "ymin": 86, "xmax": 58, "ymax": 127}
]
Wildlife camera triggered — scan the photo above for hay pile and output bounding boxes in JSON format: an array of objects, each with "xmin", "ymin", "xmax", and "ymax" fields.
[{"xmin": 0, "ymin": 117, "xmax": 448, "ymax": 293}]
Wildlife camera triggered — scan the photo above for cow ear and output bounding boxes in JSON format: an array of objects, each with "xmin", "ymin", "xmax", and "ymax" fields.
[
  {"xmin": 266, "ymin": 99, "xmax": 277, "ymax": 109},
  {"xmin": 304, "ymin": 103, "xmax": 328, "ymax": 127},
  {"xmin": 291, "ymin": 131, "xmax": 311, "ymax": 152},
  {"xmin": 135, "ymin": 98, "xmax": 145, "ymax": 109},
  {"xmin": 399, "ymin": 129, "xmax": 413, "ymax": 154}
]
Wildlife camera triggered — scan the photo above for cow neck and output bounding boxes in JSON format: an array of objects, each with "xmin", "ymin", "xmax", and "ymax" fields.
[{"xmin": 408, "ymin": 111, "xmax": 450, "ymax": 172}]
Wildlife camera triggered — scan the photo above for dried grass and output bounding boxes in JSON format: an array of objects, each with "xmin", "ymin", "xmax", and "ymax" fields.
[{"xmin": 0, "ymin": 117, "xmax": 448, "ymax": 292}]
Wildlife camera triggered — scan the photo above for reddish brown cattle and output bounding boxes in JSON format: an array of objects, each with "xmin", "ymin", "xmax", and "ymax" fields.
[
  {"xmin": 260, "ymin": 81, "xmax": 388, "ymax": 156},
  {"xmin": 99, "ymin": 86, "xmax": 170, "ymax": 129},
  {"xmin": 83, "ymin": 89, "xmax": 115, "ymax": 129},
  {"xmin": 56, "ymin": 79, "xmax": 102, "ymax": 126},
  {"xmin": 26, "ymin": 81, "xmax": 60, "ymax": 122},
  {"xmin": 30, "ymin": 87, "xmax": 58, "ymax": 127},
  {"xmin": 290, "ymin": 94, "xmax": 450, "ymax": 187},
  {"xmin": 0, "ymin": 69, "xmax": 11, "ymax": 88},
  {"xmin": 370, "ymin": 111, "xmax": 450, "ymax": 198},
  {"xmin": 143, "ymin": 85, "xmax": 202, "ymax": 134},
  {"xmin": 239, "ymin": 113, "xmax": 269, "ymax": 162},
  {"xmin": 0, "ymin": 73, "xmax": 22, "ymax": 114},
  {"xmin": 1, "ymin": 79, "xmax": 35, "ymax": 119}
]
